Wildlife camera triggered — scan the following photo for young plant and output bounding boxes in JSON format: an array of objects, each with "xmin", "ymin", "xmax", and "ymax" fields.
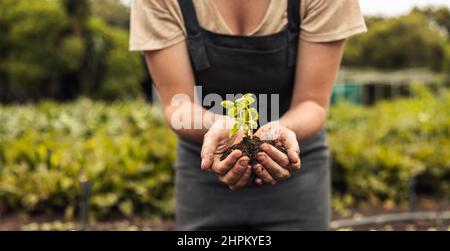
[{"xmin": 221, "ymin": 93, "xmax": 259, "ymax": 138}]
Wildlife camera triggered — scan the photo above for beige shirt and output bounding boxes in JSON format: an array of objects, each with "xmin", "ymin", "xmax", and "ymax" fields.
[{"xmin": 130, "ymin": 0, "xmax": 367, "ymax": 51}]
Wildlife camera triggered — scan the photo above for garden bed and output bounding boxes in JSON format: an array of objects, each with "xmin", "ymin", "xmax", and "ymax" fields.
[{"xmin": 1, "ymin": 199, "xmax": 448, "ymax": 231}]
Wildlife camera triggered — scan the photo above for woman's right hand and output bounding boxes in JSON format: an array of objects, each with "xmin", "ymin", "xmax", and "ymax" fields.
[{"xmin": 200, "ymin": 116, "xmax": 253, "ymax": 191}]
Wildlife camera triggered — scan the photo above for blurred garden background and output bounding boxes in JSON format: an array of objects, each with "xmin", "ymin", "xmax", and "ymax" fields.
[{"xmin": 0, "ymin": 0, "xmax": 449, "ymax": 230}]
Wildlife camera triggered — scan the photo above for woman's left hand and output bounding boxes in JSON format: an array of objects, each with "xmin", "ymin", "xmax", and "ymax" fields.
[{"xmin": 252, "ymin": 122, "xmax": 301, "ymax": 185}]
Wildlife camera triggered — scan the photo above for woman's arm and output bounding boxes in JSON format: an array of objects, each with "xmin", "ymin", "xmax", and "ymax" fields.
[
  {"xmin": 144, "ymin": 42, "xmax": 215, "ymax": 143},
  {"xmin": 252, "ymin": 39, "xmax": 345, "ymax": 185},
  {"xmin": 280, "ymin": 39, "xmax": 346, "ymax": 141},
  {"xmin": 145, "ymin": 41, "xmax": 252, "ymax": 191}
]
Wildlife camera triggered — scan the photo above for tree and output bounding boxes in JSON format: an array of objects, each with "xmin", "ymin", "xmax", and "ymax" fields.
[
  {"xmin": 61, "ymin": 0, "xmax": 93, "ymax": 99},
  {"xmin": 91, "ymin": 0, "xmax": 130, "ymax": 28},
  {"xmin": 0, "ymin": 0, "xmax": 144, "ymax": 103},
  {"xmin": 414, "ymin": 7, "xmax": 450, "ymax": 37},
  {"xmin": 0, "ymin": 0, "xmax": 79, "ymax": 102},
  {"xmin": 343, "ymin": 10, "xmax": 447, "ymax": 71}
]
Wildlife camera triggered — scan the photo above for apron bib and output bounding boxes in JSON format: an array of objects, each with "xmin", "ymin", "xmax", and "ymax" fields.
[{"xmin": 175, "ymin": 0, "xmax": 330, "ymax": 230}]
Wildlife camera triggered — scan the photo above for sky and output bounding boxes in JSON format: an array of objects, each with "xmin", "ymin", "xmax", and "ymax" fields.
[{"xmin": 121, "ymin": 0, "xmax": 450, "ymax": 17}]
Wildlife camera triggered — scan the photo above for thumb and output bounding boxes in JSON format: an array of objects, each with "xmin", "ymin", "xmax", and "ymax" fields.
[
  {"xmin": 200, "ymin": 132, "xmax": 218, "ymax": 170},
  {"xmin": 287, "ymin": 149, "xmax": 300, "ymax": 164},
  {"xmin": 281, "ymin": 130, "xmax": 300, "ymax": 162}
]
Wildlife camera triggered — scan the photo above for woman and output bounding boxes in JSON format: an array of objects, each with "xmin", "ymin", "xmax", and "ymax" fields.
[{"xmin": 130, "ymin": 0, "xmax": 366, "ymax": 230}]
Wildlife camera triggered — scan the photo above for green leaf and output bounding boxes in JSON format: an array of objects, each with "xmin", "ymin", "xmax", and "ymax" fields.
[
  {"xmin": 243, "ymin": 93, "xmax": 253, "ymax": 99},
  {"xmin": 243, "ymin": 93, "xmax": 255, "ymax": 105},
  {"xmin": 249, "ymin": 107, "xmax": 259, "ymax": 120},
  {"xmin": 236, "ymin": 97, "xmax": 249, "ymax": 107},
  {"xmin": 236, "ymin": 100, "xmax": 249, "ymax": 111},
  {"xmin": 250, "ymin": 120, "xmax": 258, "ymax": 130},
  {"xmin": 236, "ymin": 97, "xmax": 246, "ymax": 104},
  {"xmin": 229, "ymin": 123, "xmax": 239, "ymax": 137},
  {"xmin": 236, "ymin": 105, "xmax": 245, "ymax": 115},
  {"xmin": 118, "ymin": 200, "xmax": 134, "ymax": 216},
  {"xmin": 244, "ymin": 109, "xmax": 249, "ymax": 121},
  {"xmin": 227, "ymin": 106, "xmax": 237, "ymax": 117},
  {"xmin": 236, "ymin": 117, "xmax": 245, "ymax": 125},
  {"xmin": 221, "ymin": 100, "xmax": 234, "ymax": 109}
]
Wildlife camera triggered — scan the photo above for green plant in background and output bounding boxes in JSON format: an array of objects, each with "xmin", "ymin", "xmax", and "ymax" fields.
[
  {"xmin": 0, "ymin": 99, "xmax": 177, "ymax": 220},
  {"xmin": 328, "ymin": 85, "xmax": 450, "ymax": 211},
  {"xmin": 221, "ymin": 93, "xmax": 259, "ymax": 137}
]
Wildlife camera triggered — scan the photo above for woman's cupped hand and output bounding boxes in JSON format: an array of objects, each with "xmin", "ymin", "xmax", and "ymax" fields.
[
  {"xmin": 200, "ymin": 116, "xmax": 253, "ymax": 191},
  {"xmin": 252, "ymin": 122, "xmax": 301, "ymax": 186},
  {"xmin": 201, "ymin": 119, "xmax": 300, "ymax": 191}
]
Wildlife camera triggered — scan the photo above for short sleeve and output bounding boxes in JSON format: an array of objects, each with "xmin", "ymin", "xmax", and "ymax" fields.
[
  {"xmin": 129, "ymin": 0, "xmax": 186, "ymax": 51},
  {"xmin": 300, "ymin": 0, "xmax": 367, "ymax": 42}
]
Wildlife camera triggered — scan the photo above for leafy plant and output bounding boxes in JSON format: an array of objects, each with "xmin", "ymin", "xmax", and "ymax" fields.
[
  {"xmin": 329, "ymin": 85, "xmax": 450, "ymax": 210},
  {"xmin": 0, "ymin": 99, "xmax": 177, "ymax": 220},
  {"xmin": 221, "ymin": 93, "xmax": 259, "ymax": 137}
]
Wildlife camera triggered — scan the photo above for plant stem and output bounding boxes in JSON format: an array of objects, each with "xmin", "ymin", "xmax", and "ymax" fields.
[{"xmin": 247, "ymin": 106, "xmax": 253, "ymax": 138}]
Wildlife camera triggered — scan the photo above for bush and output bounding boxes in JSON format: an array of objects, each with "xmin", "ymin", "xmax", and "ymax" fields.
[
  {"xmin": 0, "ymin": 99, "xmax": 176, "ymax": 219},
  {"xmin": 328, "ymin": 85, "xmax": 450, "ymax": 210}
]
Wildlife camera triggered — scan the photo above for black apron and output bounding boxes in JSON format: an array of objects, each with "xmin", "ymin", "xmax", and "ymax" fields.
[{"xmin": 175, "ymin": 0, "xmax": 330, "ymax": 230}]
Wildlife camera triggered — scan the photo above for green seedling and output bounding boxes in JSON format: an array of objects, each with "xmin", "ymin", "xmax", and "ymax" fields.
[{"xmin": 221, "ymin": 93, "xmax": 259, "ymax": 137}]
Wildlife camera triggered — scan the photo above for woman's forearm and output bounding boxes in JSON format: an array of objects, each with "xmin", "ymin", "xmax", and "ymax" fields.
[
  {"xmin": 163, "ymin": 100, "xmax": 223, "ymax": 143},
  {"xmin": 144, "ymin": 42, "xmax": 221, "ymax": 143},
  {"xmin": 279, "ymin": 40, "xmax": 345, "ymax": 142},
  {"xmin": 279, "ymin": 101, "xmax": 327, "ymax": 142},
  {"xmin": 164, "ymin": 98, "xmax": 328, "ymax": 143}
]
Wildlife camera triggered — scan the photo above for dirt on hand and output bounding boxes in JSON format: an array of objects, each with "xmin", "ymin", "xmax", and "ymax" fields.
[{"xmin": 220, "ymin": 136, "xmax": 287, "ymax": 165}]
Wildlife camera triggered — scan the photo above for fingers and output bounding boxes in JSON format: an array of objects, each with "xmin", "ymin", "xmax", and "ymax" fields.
[
  {"xmin": 260, "ymin": 143, "xmax": 300, "ymax": 173},
  {"xmin": 256, "ymin": 152, "xmax": 291, "ymax": 181},
  {"xmin": 261, "ymin": 143, "xmax": 290, "ymax": 168},
  {"xmin": 287, "ymin": 149, "xmax": 301, "ymax": 172},
  {"xmin": 280, "ymin": 130, "xmax": 299, "ymax": 151},
  {"xmin": 200, "ymin": 151, "xmax": 214, "ymax": 171},
  {"xmin": 246, "ymin": 173, "xmax": 254, "ymax": 187},
  {"xmin": 229, "ymin": 165, "xmax": 252, "ymax": 191},
  {"xmin": 254, "ymin": 178, "xmax": 263, "ymax": 186},
  {"xmin": 201, "ymin": 131, "xmax": 218, "ymax": 170},
  {"xmin": 218, "ymin": 157, "xmax": 249, "ymax": 185},
  {"xmin": 253, "ymin": 164, "xmax": 277, "ymax": 185},
  {"xmin": 280, "ymin": 130, "xmax": 300, "ymax": 163},
  {"xmin": 287, "ymin": 149, "xmax": 299, "ymax": 164},
  {"xmin": 212, "ymin": 150, "xmax": 242, "ymax": 175}
]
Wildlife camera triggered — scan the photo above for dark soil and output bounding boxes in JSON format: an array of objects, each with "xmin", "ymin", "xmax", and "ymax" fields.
[{"xmin": 220, "ymin": 136, "xmax": 287, "ymax": 165}]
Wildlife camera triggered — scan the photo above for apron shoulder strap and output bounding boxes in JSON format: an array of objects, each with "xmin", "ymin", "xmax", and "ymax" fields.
[
  {"xmin": 177, "ymin": 0, "xmax": 211, "ymax": 71},
  {"xmin": 288, "ymin": 0, "xmax": 301, "ymax": 33},
  {"xmin": 287, "ymin": 0, "xmax": 301, "ymax": 67}
]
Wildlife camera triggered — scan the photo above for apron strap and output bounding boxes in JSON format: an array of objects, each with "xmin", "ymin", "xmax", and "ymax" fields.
[
  {"xmin": 287, "ymin": 0, "xmax": 301, "ymax": 67},
  {"xmin": 177, "ymin": 0, "xmax": 211, "ymax": 71}
]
